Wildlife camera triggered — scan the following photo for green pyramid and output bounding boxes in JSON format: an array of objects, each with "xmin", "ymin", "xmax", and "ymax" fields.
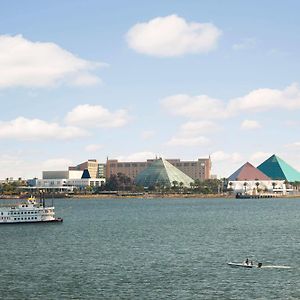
[
  {"xmin": 135, "ymin": 158, "xmax": 193, "ymax": 188},
  {"xmin": 257, "ymin": 154, "xmax": 300, "ymax": 182}
]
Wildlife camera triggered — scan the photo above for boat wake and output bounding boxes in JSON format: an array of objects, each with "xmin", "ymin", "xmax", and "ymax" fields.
[{"xmin": 261, "ymin": 265, "xmax": 291, "ymax": 269}]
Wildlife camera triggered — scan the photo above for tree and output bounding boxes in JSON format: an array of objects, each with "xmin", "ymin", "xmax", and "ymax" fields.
[
  {"xmin": 103, "ymin": 173, "xmax": 136, "ymax": 192},
  {"xmin": 190, "ymin": 182, "xmax": 195, "ymax": 190},
  {"xmin": 172, "ymin": 181, "xmax": 178, "ymax": 192},
  {"xmin": 255, "ymin": 182, "xmax": 260, "ymax": 193},
  {"xmin": 179, "ymin": 182, "xmax": 184, "ymax": 192}
]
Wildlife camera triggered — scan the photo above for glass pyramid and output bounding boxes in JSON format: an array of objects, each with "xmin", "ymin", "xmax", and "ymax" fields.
[
  {"xmin": 257, "ymin": 154, "xmax": 300, "ymax": 182},
  {"xmin": 228, "ymin": 162, "xmax": 270, "ymax": 181},
  {"xmin": 135, "ymin": 158, "xmax": 194, "ymax": 188}
]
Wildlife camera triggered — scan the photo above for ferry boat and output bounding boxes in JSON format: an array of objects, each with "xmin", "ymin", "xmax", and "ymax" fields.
[{"xmin": 0, "ymin": 196, "xmax": 63, "ymax": 224}]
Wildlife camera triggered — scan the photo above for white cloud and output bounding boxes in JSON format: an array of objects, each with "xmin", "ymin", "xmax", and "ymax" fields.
[
  {"xmin": 161, "ymin": 94, "xmax": 227, "ymax": 119},
  {"xmin": 211, "ymin": 151, "xmax": 243, "ymax": 163},
  {"xmin": 233, "ymin": 38, "xmax": 256, "ymax": 51},
  {"xmin": 41, "ymin": 158, "xmax": 73, "ymax": 170},
  {"xmin": 250, "ymin": 151, "xmax": 272, "ymax": 164},
  {"xmin": 126, "ymin": 14, "xmax": 221, "ymax": 57},
  {"xmin": 210, "ymin": 151, "xmax": 244, "ymax": 178},
  {"xmin": 85, "ymin": 144, "xmax": 104, "ymax": 152},
  {"xmin": 162, "ymin": 83, "xmax": 300, "ymax": 119},
  {"xmin": 165, "ymin": 121, "xmax": 217, "ymax": 147},
  {"xmin": 0, "ymin": 34, "xmax": 105, "ymax": 88},
  {"xmin": 285, "ymin": 142, "xmax": 300, "ymax": 148},
  {"xmin": 141, "ymin": 130, "xmax": 155, "ymax": 140},
  {"xmin": 166, "ymin": 136, "xmax": 209, "ymax": 147},
  {"xmin": 180, "ymin": 121, "xmax": 220, "ymax": 136},
  {"xmin": 0, "ymin": 155, "xmax": 73, "ymax": 179},
  {"xmin": 117, "ymin": 151, "xmax": 157, "ymax": 162},
  {"xmin": 0, "ymin": 154, "xmax": 24, "ymax": 179},
  {"xmin": 240, "ymin": 120, "xmax": 261, "ymax": 130},
  {"xmin": 0, "ymin": 117, "xmax": 88, "ymax": 141},
  {"xmin": 0, "ymin": 159, "xmax": 35, "ymax": 179},
  {"xmin": 65, "ymin": 104, "xmax": 130, "ymax": 128},
  {"xmin": 228, "ymin": 83, "xmax": 300, "ymax": 113}
]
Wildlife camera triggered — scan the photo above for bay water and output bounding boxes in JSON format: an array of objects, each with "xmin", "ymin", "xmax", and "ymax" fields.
[{"xmin": 1, "ymin": 197, "xmax": 300, "ymax": 299}]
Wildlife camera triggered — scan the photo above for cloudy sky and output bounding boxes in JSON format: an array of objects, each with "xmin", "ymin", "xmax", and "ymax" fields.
[{"xmin": 1, "ymin": 0, "xmax": 300, "ymax": 179}]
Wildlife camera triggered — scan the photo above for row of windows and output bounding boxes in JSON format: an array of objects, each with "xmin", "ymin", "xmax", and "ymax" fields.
[
  {"xmin": 8, "ymin": 211, "xmax": 38, "ymax": 215},
  {"xmin": 1, "ymin": 216, "xmax": 38, "ymax": 221},
  {"xmin": 14, "ymin": 217, "xmax": 38, "ymax": 221}
]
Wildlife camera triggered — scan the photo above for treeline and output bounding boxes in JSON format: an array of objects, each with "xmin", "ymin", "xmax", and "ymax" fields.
[
  {"xmin": 0, "ymin": 179, "xmax": 27, "ymax": 195},
  {"xmin": 0, "ymin": 173, "xmax": 227, "ymax": 196},
  {"xmin": 95, "ymin": 173, "xmax": 226, "ymax": 194}
]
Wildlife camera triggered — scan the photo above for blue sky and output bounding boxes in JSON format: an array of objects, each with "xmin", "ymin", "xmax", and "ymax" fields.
[{"xmin": 1, "ymin": 0, "xmax": 300, "ymax": 179}]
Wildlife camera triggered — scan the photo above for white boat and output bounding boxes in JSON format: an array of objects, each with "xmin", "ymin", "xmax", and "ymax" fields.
[
  {"xmin": 0, "ymin": 196, "xmax": 63, "ymax": 224},
  {"xmin": 228, "ymin": 262, "xmax": 262, "ymax": 268}
]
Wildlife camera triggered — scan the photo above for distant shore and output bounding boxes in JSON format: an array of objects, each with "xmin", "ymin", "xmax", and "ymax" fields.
[
  {"xmin": 1, "ymin": 193, "xmax": 300, "ymax": 200},
  {"xmin": 73, "ymin": 193, "xmax": 233, "ymax": 199}
]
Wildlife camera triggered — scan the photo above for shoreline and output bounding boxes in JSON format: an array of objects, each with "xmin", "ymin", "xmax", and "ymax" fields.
[{"xmin": 1, "ymin": 193, "xmax": 300, "ymax": 200}]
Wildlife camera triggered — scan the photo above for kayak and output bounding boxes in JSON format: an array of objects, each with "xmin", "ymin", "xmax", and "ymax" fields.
[
  {"xmin": 228, "ymin": 262, "xmax": 253, "ymax": 268},
  {"xmin": 227, "ymin": 262, "xmax": 259, "ymax": 268}
]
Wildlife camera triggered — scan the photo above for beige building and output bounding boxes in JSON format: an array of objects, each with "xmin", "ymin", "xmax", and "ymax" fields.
[
  {"xmin": 106, "ymin": 157, "xmax": 211, "ymax": 181},
  {"xmin": 69, "ymin": 159, "xmax": 105, "ymax": 178}
]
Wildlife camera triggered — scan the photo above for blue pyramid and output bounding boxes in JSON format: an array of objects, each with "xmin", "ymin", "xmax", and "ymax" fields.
[{"xmin": 257, "ymin": 154, "xmax": 300, "ymax": 182}]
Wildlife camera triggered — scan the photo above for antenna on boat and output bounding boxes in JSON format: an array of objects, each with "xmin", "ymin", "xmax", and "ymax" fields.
[{"xmin": 42, "ymin": 190, "xmax": 45, "ymax": 208}]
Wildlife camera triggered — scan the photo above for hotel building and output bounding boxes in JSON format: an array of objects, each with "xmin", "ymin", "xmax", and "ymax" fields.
[{"xmin": 106, "ymin": 157, "xmax": 211, "ymax": 181}]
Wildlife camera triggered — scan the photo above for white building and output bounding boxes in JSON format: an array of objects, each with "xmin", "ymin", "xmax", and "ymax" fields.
[
  {"xmin": 33, "ymin": 170, "xmax": 105, "ymax": 191},
  {"xmin": 227, "ymin": 162, "xmax": 290, "ymax": 195},
  {"xmin": 228, "ymin": 180, "xmax": 288, "ymax": 195}
]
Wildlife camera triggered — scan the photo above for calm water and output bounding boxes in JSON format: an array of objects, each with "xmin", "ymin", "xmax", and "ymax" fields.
[{"xmin": 1, "ymin": 197, "xmax": 300, "ymax": 299}]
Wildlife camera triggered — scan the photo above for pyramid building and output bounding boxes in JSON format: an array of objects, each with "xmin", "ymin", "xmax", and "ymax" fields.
[
  {"xmin": 135, "ymin": 158, "xmax": 194, "ymax": 188},
  {"xmin": 257, "ymin": 154, "xmax": 300, "ymax": 182},
  {"xmin": 228, "ymin": 162, "xmax": 270, "ymax": 181}
]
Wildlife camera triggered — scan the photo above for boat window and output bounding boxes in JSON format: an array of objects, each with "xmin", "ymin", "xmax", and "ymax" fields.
[
  {"xmin": 35, "ymin": 217, "xmax": 37, "ymax": 219},
  {"xmin": 14, "ymin": 218, "xmax": 16, "ymax": 220}
]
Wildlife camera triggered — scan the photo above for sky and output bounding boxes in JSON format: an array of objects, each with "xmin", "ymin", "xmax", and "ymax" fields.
[{"xmin": 1, "ymin": 0, "xmax": 300, "ymax": 179}]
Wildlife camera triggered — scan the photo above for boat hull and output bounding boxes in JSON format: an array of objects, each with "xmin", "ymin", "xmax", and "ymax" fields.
[
  {"xmin": 228, "ymin": 262, "xmax": 254, "ymax": 268},
  {"xmin": 0, "ymin": 218, "xmax": 63, "ymax": 225}
]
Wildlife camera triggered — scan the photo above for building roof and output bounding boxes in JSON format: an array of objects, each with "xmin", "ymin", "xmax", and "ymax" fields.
[
  {"xmin": 257, "ymin": 154, "xmax": 300, "ymax": 182},
  {"xmin": 228, "ymin": 162, "xmax": 271, "ymax": 181},
  {"xmin": 135, "ymin": 158, "xmax": 193, "ymax": 188}
]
